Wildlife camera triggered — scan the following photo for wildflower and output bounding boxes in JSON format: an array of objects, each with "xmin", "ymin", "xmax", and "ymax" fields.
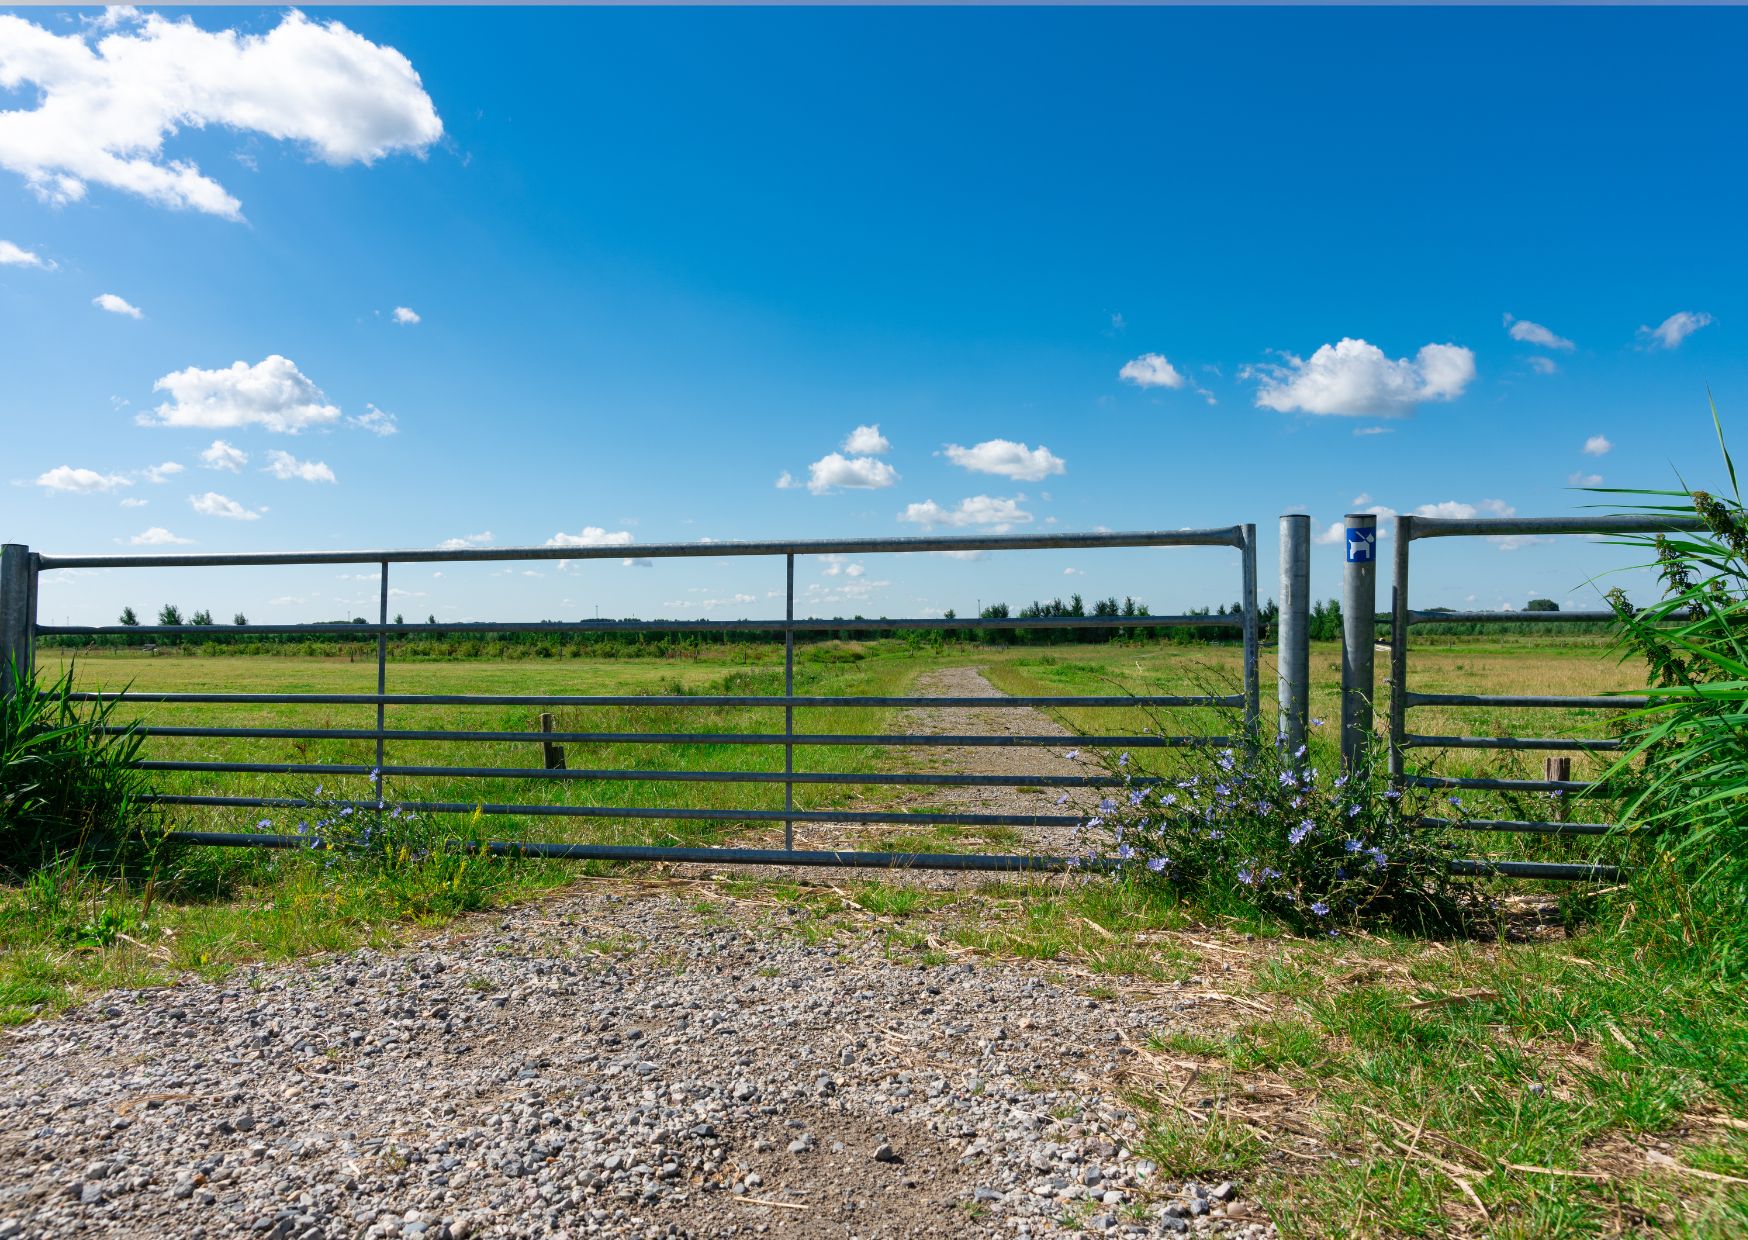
[
  {"xmin": 1257, "ymin": 800, "xmax": 1273, "ymax": 814},
  {"xmin": 1344, "ymin": 839, "xmax": 1363, "ymax": 853},
  {"xmin": 1117, "ymin": 844, "xmax": 1135, "ymax": 861},
  {"xmin": 1214, "ymin": 783, "xmax": 1232, "ymax": 799},
  {"xmin": 1334, "ymin": 774, "xmax": 1348, "ymax": 789},
  {"xmin": 1448, "ymin": 795, "xmax": 1462, "ymax": 807},
  {"xmin": 1057, "ymin": 794, "xmax": 1070, "ymax": 805},
  {"xmin": 1383, "ymin": 787, "xmax": 1402, "ymax": 800},
  {"xmin": 1128, "ymin": 789, "xmax": 1146, "ymax": 808},
  {"xmin": 1206, "ymin": 829, "xmax": 1224, "ymax": 841},
  {"xmin": 1311, "ymin": 901, "xmax": 1330, "ymax": 917},
  {"xmin": 1118, "ymin": 752, "xmax": 1130, "ymax": 768},
  {"xmin": 1099, "ymin": 797, "xmax": 1117, "ymax": 814},
  {"xmin": 1278, "ymin": 771, "xmax": 1297, "ymax": 789},
  {"xmin": 256, "ymin": 818, "xmax": 272, "ymax": 830},
  {"xmin": 1262, "ymin": 867, "xmax": 1282, "ymax": 881},
  {"xmin": 1159, "ymin": 793, "xmax": 1178, "ymax": 809},
  {"xmin": 1310, "ymin": 717, "xmax": 1326, "ymax": 728},
  {"xmin": 1146, "ymin": 857, "xmax": 1168, "ymax": 873},
  {"xmin": 1550, "ymin": 789, "xmax": 1564, "ymax": 799},
  {"xmin": 1237, "ymin": 867, "xmax": 1255, "ymax": 886},
  {"xmin": 1367, "ymin": 847, "xmax": 1388, "ymax": 870},
  {"xmin": 1294, "ymin": 744, "xmax": 1308, "ymax": 759},
  {"xmin": 295, "ymin": 821, "xmax": 309, "ymax": 836},
  {"xmin": 1065, "ymin": 749, "xmax": 1080, "ymax": 761},
  {"xmin": 1289, "ymin": 819, "xmax": 1315, "ymax": 846},
  {"xmin": 1348, "ymin": 804, "xmax": 1363, "ymax": 818},
  {"xmin": 1217, "ymin": 749, "xmax": 1235, "ymax": 772},
  {"xmin": 339, "ymin": 806, "xmax": 354, "ymax": 817},
  {"xmin": 313, "ymin": 784, "xmax": 323, "ymax": 796}
]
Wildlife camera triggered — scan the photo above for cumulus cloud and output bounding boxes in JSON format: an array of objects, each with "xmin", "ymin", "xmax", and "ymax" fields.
[
  {"xmin": 899, "ymin": 495, "xmax": 1032, "ymax": 532},
  {"xmin": 0, "ymin": 10, "xmax": 442, "ymax": 218},
  {"xmin": 189, "ymin": 491, "xmax": 261, "ymax": 520},
  {"xmin": 349, "ymin": 404, "xmax": 398, "ymax": 436},
  {"xmin": 1413, "ymin": 499, "xmax": 1514, "ymax": 520},
  {"xmin": 1118, "ymin": 353, "xmax": 1186, "ymax": 390},
  {"xmin": 141, "ymin": 461, "xmax": 183, "ymax": 483},
  {"xmin": 119, "ymin": 496, "xmax": 147, "ymax": 508},
  {"xmin": 93, "ymin": 292, "xmax": 142, "ymax": 318},
  {"xmin": 143, "ymin": 355, "xmax": 339, "ymax": 432},
  {"xmin": 1526, "ymin": 356, "xmax": 1559, "ymax": 376},
  {"xmin": 0, "ymin": 239, "xmax": 50, "ymax": 268},
  {"xmin": 35, "ymin": 465, "xmax": 131, "ymax": 493},
  {"xmin": 1504, "ymin": 314, "xmax": 1574, "ymax": 351},
  {"xmin": 123, "ymin": 526, "xmax": 191, "ymax": 545},
  {"xmin": 1568, "ymin": 471, "xmax": 1604, "ymax": 487},
  {"xmin": 1245, "ymin": 338, "xmax": 1475, "ymax": 417},
  {"xmin": 1639, "ymin": 311, "xmax": 1713, "ymax": 350},
  {"xmin": 1583, "ymin": 435, "xmax": 1612, "ymax": 456},
  {"xmin": 795, "ymin": 453, "xmax": 899, "ymax": 495},
  {"xmin": 842, "ymin": 424, "xmax": 889, "ymax": 455},
  {"xmin": 199, "ymin": 439, "xmax": 247, "ymax": 472},
  {"xmin": 546, "ymin": 525, "xmax": 647, "ymax": 566},
  {"xmin": 816, "ymin": 554, "xmax": 866, "ymax": 578},
  {"xmin": 437, "ymin": 531, "xmax": 492, "ymax": 550},
  {"xmin": 1313, "ymin": 504, "xmax": 1399, "ymax": 546},
  {"xmin": 392, "ymin": 305, "xmax": 420, "ymax": 325},
  {"xmin": 263, "ymin": 449, "xmax": 336, "ymax": 483},
  {"xmin": 943, "ymin": 439, "xmax": 1066, "ymax": 482}
]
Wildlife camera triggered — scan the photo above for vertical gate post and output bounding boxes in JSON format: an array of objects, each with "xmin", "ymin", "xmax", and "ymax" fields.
[
  {"xmin": 375, "ymin": 559, "xmax": 389, "ymax": 808},
  {"xmin": 1240, "ymin": 523, "xmax": 1259, "ymax": 739},
  {"xmin": 1340, "ymin": 514, "xmax": 1378, "ymax": 771},
  {"xmin": 1, "ymin": 543, "xmax": 33, "ymax": 697},
  {"xmin": 1388, "ymin": 515, "xmax": 1413, "ymax": 782},
  {"xmin": 783, "ymin": 553, "xmax": 795, "ymax": 851},
  {"xmin": 1277, "ymin": 515, "xmax": 1310, "ymax": 754}
]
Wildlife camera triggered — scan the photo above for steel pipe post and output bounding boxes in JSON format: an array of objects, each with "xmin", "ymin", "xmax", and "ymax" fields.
[
  {"xmin": 1277, "ymin": 515, "xmax": 1310, "ymax": 754},
  {"xmin": 1240, "ymin": 523, "xmax": 1259, "ymax": 739},
  {"xmin": 0, "ymin": 544, "xmax": 32, "ymax": 697},
  {"xmin": 376, "ymin": 560, "xmax": 389, "ymax": 807},
  {"xmin": 1340, "ymin": 513, "xmax": 1378, "ymax": 771},
  {"xmin": 784, "ymin": 553, "xmax": 795, "ymax": 851}
]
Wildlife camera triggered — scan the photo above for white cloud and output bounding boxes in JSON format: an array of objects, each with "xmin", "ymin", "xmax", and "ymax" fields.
[
  {"xmin": 1314, "ymin": 504, "xmax": 1399, "ymax": 546},
  {"xmin": 842, "ymin": 424, "xmax": 889, "ymax": 455},
  {"xmin": 437, "ymin": 531, "xmax": 492, "ymax": 550},
  {"xmin": 392, "ymin": 305, "xmax": 420, "ymax": 325},
  {"xmin": 123, "ymin": 526, "xmax": 191, "ymax": 545},
  {"xmin": 1583, "ymin": 435, "xmax": 1612, "ymax": 456},
  {"xmin": 932, "ymin": 549, "xmax": 987, "ymax": 561},
  {"xmin": 899, "ymin": 495, "xmax": 1032, "ymax": 532},
  {"xmin": 1504, "ymin": 314, "xmax": 1574, "ymax": 351},
  {"xmin": 349, "ymin": 404, "xmax": 398, "ymax": 436},
  {"xmin": 199, "ymin": 439, "xmax": 248, "ymax": 472},
  {"xmin": 143, "ymin": 355, "xmax": 339, "ymax": 432},
  {"xmin": 1639, "ymin": 311, "xmax": 1713, "ymax": 350},
  {"xmin": 36, "ymin": 465, "xmax": 131, "ymax": 493},
  {"xmin": 817, "ymin": 555, "xmax": 868, "ymax": 579},
  {"xmin": 189, "ymin": 491, "xmax": 261, "ymax": 520},
  {"xmin": 546, "ymin": 525, "xmax": 648, "ymax": 566},
  {"xmin": 1412, "ymin": 499, "xmax": 1514, "ymax": 520},
  {"xmin": 0, "ymin": 239, "xmax": 50, "ymax": 268},
  {"xmin": 1245, "ymin": 338, "xmax": 1475, "ymax": 417},
  {"xmin": 1354, "ymin": 426, "xmax": 1392, "ymax": 436},
  {"xmin": 1525, "ymin": 356, "xmax": 1559, "ymax": 376},
  {"xmin": 141, "ymin": 461, "xmax": 183, "ymax": 483},
  {"xmin": 93, "ymin": 292, "xmax": 142, "ymax": 318},
  {"xmin": 119, "ymin": 496, "xmax": 147, "ymax": 508},
  {"xmin": 943, "ymin": 439, "xmax": 1066, "ymax": 482},
  {"xmin": 1568, "ymin": 471, "xmax": 1604, "ymax": 487},
  {"xmin": 800, "ymin": 453, "xmax": 898, "ymax": 495},
  {"xmin": 1118, "ymin": 353, "xmax": 1186, "ymax": 390},
  {"xmin": 1063, "ymin": 567, "xmax": 1083, "ymax": 576},
  {"xmin": 0, "ymin": 10, "xmax": 442, "ymax": 218},
  {"xmin": 263, "ymin": 449, "xmax": 335, "ymax": 483}
]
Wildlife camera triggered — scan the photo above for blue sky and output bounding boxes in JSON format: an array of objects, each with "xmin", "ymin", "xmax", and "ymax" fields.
[{"xmin": 2, "ymin": 6, "xmax": 1744, "ymax": 627}]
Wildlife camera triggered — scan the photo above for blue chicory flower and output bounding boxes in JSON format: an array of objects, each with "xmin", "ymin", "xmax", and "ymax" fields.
[
  {"xmin": 1311, "ymin": 901, "xmax": 1330, "ymax": 917},
  {"xmin": 1146, "ymin": 857, "xmax": 1168, "ymax": 873}
]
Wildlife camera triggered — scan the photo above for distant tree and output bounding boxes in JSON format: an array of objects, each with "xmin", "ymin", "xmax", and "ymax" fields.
[
  {"xmin": 232, "ymin": 612, "xmax": 248, "ymax": 626},
  {"xmin": 157, "ymin": 603, "xmax": 182, "ymax": 626},
  {"xmin": 190, "ymin": 609, "xmax": 214, "ymax": 626},
  {"xmin": 426, "ymin": 614, "xmax": 437, "ymax": 625},
  {"xmin": 979, "ymin": 603, "xmax": 1010, "ymax": 620},
  {"xmin": 119, "ymin": 606, "xmax": 139, "ymax": 626},
  {"xmin": 393, "ymin": 613, "xmax": 404, "ymax": 626},
  {"xmin": 1526, "ymin": 598, "xmax": 1560, "ymax": 612}
]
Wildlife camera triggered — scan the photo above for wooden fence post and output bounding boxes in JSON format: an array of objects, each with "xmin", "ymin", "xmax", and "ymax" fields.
[{"xmin": 540, "ymin": 712, "xmax": 566, "ymax": 770}]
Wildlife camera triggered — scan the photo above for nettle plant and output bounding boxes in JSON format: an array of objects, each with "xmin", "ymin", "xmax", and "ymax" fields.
[{"xmin": 1071, "ymin": 722, "xmax": 1475, "ymax": 934}]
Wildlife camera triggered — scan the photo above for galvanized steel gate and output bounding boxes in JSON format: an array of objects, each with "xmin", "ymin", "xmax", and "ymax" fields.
[{"xmin": 1, "ymin": 528, "xmax": 1260, "ymax": 872}]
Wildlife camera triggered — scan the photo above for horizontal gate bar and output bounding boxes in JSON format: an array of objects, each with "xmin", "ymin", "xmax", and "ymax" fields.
[
  {"xmin": 40, "ymin": 614, "xmax": 1237, "ymax": 637},
  {"xmin": 1418, "ymin": 816, "xmax": 1613, "ymax": 836},
  {"xmin": 36, "ymin": 526, "xmax": 1247, "ymax": 571},
  {"xmin": 138, "ymin": 759, "xmax": 1153, "ymax": 788},
  {"xmin": 1405, "ymin": 774, "xmax": 1596, "ymax": 795},
  {"xmin": 70, "ymin": 690, "xmax": 1239, "ymax": 709},
  {"xmin": 144, "ymin": 796, "xmax": 1082, "ymax": 828},
  {"xmin": 1445, "ymin": 859, "xmax": 1623, "ymax": 882},
  {"xmin": 160, "ymin": 831, "xmax": 1104, "ymax": 872},
  {"xmin": 106, "ymin": 725, "xmax": 1223, "ymax": 747},
  {"xmin": 1401, "ymin": 733, "xmax": 1624, "ymax": 752},
  {"xmin": 156, "ymin": 831, "xmax": 1623, "ymax": 882},
  {"xmin": 1406, "ymin": 515, "xmax": 1705, "ymax": 540},
  {"xmin": 1405, "ymin": 609, "xmax": 1622, "ymax": 624},
  {"xmin": 1406, "ymin": 692, "xmax": 1643, "ymax": 710}
]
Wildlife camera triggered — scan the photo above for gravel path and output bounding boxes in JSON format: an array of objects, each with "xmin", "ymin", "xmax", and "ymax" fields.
[{"xmin": 0, "ymin": 667, "xmax": 1275, "ymax": 1240}]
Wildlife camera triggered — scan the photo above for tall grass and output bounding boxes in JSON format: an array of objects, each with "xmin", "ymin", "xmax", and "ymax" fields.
[
  {"xmin": 1603, "ymin": 405, "xmax": 1748, "ymax": 973},
  {"xmin": 1, "ymin": 661, "xmax": 160, "ymax": 877}
]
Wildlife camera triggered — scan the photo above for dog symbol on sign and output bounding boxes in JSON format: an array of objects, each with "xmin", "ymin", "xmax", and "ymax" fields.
[{"xmin": 1346, "ymin": 528, "xmax": 1376, "ymax": 563}]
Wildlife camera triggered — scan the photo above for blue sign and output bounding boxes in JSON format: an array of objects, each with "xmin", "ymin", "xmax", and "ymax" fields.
[{"xmin": 1346, "ymin": 527, "xmax": 1376, "ymax": 563}]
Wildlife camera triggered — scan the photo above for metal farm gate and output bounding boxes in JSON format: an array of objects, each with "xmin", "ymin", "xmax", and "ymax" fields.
[{"xmin": 0, "ymin": 528, "xmax": 1260, "ymax": 872}]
